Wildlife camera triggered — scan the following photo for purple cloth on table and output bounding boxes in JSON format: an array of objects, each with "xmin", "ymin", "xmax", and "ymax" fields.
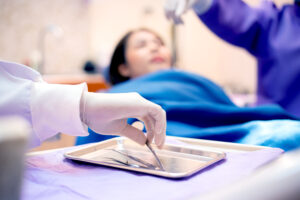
[{"xmin": 22, "ymin": 146, "xmax": 283, "ymax": 200}]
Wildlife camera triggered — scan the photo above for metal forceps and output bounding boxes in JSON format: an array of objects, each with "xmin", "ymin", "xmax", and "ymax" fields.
[
  {"xmin": 107, "ymin": 149, "xmax": 157, "ymax": 169},
  {"xmin": 146, "ymin": 140, "xmax": 165, "ymax": 171}
]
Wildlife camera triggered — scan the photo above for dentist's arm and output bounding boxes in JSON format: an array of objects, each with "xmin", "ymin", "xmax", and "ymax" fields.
[
  {"xmin": 164, "ymin": 0, "xmax": 278, "ymax": 57},
  {"xmin": 0, "ymin": 60, "xmax": 166, "ymax": 147}
]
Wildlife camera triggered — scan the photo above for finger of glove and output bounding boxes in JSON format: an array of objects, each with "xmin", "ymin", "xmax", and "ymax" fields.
[
  {"xmin": 148, "ymin": 107, "xmax": 166, "ymax": 148},
  {"xmin": 174, "ymin": 16, "xmax": 184, "ymax": 25},
  {"xmin": 154, "ymin": 122, "xmax": 166, "ymax": 149},
  {"xmin": 164, "ymin": 0, "xmax": 177, "ymax": 20},
  {"xmin": 168, "ymin": 11, "xmax": 184, "ymax": 24},
  {"xmin": 148, "ymin": 113, "xmax": 166, "ymax": 149},
  {"xmin": 143, "ymin": 114, "xmax": 166, "ymax": 148},
  {"xmin": 165, "ymin": 10, "xmax": 173, "ymax": 20},
  {"xmin": 159, "ymin": 113, "xmax": 167, "ymax": 147},
  {"xmin": 155, "ymin": 131, "xmax": 166, "ymax": 149},
  {"xmin": 164, "ymin": 0, "xmax": 177, "ymax": 12},
  {"xmin": 175, "ymin": 0, "xmax": 187, "ymax": 17},
  {"xmin": 119, "ymin": 124, "xmax": 147, "ymax": 145},
  {"xmin": 165, "ymin": 7, "xmax": 184, "ymax": 24},
  {"xmin": 140, "ymin": 115, "xmax": 156, "ymax": 144}
]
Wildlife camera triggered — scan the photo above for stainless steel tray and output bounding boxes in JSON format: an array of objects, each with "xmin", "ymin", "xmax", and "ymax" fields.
[
  {"xmin": 64, "ymin": 137, "xmax": 226, "ymax": 178},
  {"xmin": 168, "ymin": 136, "xmax": 270, "ymax": 153}
]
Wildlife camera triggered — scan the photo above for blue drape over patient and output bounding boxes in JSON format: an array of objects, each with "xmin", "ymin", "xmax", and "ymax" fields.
[{"xmin": 76, "ymin": 70, "xmax": 300, "ymax": 151}]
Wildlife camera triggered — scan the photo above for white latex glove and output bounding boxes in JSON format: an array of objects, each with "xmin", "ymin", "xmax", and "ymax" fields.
[
  {"xmin": 80, "ymin": 92, "xmax": 166, "ymax": 148},
  {"xmin": 164, "ymin": 0, "xmax": 213, "ymax": 24}
]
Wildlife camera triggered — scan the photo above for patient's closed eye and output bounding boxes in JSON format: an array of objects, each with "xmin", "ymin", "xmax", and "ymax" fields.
[
  {"xmin": 152, "ymin": 39, "xmax": 164, "ymax": 46},
  {"xmin": 134, "ymin": 39, "xmax": 164, "ymax": 49},
  {"xmin": 134, "ymin": 40, "xmax": 147, "ymax": 48}
]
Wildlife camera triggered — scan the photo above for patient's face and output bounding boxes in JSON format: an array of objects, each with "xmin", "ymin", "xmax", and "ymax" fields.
[{"xmin": 121, "ymin": 30, "xmax": 171, "ymax": 78}]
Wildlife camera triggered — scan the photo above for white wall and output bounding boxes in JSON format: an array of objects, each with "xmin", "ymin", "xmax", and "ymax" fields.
[
  {"xmin": 0, "ymin": 0, "xmax": 90, "ymax": 74},
  {"xmin": 88, "ymin": 0, "xmax": 172, "ymax": 68},
  {"xmin": 176, "ymin": 12, "xmax": 257, "ymax": 93},
  {"xmin": 89, "ymin": 0, "xmax": 260, "ymax": 92},
  {"xmin": 0, "ymin": 0, "xmax": 293, "ymax": 92}
]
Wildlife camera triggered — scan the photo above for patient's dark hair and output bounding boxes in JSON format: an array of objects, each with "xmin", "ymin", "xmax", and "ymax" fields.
[
  {"xmin": 109, "ymin": 31, "xmax": 133, "ymax": 85},
  {"xmin": 109, "ymin": 28, "xmax": 164, "ymax": 85}
]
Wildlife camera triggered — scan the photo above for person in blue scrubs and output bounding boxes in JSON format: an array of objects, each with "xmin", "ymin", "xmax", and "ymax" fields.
[{"xmin": 165, "ymin": 0, "xmax": 300, "ymax": 118}]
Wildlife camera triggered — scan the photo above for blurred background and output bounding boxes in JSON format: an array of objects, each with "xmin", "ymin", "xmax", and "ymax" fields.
[
  {"xmin": 0, "ymin": 0, "xmax": 292, "ymax": 89},
  {"xmin": 0, "ymin": 0, "xmax": 292, "ymax": 150}
]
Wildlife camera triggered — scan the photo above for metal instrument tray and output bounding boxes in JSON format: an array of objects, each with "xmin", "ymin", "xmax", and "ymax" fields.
[{"xmin": 64, "ymin": 137, "xmax": 226, "ymax": 178}]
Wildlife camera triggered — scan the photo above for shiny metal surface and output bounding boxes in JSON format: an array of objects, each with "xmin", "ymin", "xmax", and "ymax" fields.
[
  {"xmin": 64, "ymin": 137, "xmax": 226, "ymax": 178},
  {"xmin": 146, "ymin": 141, "xmax": 165, "ymax": 171}
]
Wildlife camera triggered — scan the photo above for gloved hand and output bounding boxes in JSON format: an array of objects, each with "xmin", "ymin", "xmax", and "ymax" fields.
[
  {"xmin": 80, "ymin": 92, "xmax": 166, "ymax": 148},
  {"xmin": 164, "ymin": 0, "xmax": 213, "ymax": 24}
]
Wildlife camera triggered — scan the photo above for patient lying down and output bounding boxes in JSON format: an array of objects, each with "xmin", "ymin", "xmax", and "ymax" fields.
[{"xmin": 77, "ymin": 28, "xmax": 300, "ymax": 151}]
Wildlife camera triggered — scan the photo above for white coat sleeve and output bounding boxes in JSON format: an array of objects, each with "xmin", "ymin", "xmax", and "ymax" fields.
[{"xmin": 0, "ymin": 60, "xmax": 88, "ymax": 147}]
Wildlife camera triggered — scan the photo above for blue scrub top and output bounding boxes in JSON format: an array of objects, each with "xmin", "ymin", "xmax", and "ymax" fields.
[{"xmin": 199, "ymin": 0, "xmax": 300, "ymax": 117}]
